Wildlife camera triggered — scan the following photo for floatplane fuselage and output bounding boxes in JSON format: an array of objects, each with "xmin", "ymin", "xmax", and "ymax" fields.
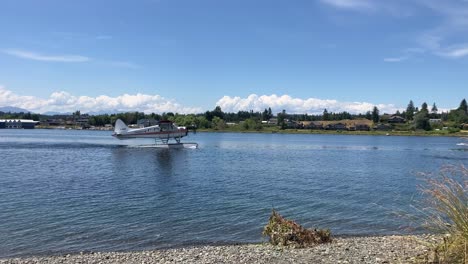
[{"xmin": 112, "ymin": 119, "xmax": 196, "ymax": 148}]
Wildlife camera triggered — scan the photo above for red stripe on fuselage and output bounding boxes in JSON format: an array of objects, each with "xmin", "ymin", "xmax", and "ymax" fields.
[{"xmin": 113, "ymin": 129, "xmax": 187, "ymax": 138}]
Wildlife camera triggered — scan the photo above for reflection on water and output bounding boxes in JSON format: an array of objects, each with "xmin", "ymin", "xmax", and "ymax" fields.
[
  {"xmin": 111, "ymin": 147, "xmax": 188, "ymax": 175},
  {"xmin": 0, "ymin": 129, "xmax": 466, "ymax": 258},
  {"xmin": 154, "ymin": 149, "xmax": 176, "ymax": 172}
]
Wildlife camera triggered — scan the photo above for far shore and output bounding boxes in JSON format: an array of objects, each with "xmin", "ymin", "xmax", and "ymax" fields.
[
  {"xmin": 196, "ymin": 128, "xmax": 468, "ymax": 138},
  {"xmin": 0, "ymin": 234, "xmax": 440, "ymax": 264},
  {"xmin": 34, "ymin": 125, "xmax": 468, "ymax": 138}
]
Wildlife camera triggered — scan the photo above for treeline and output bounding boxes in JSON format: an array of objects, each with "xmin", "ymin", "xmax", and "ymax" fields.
[
  {"xmin": 1, "ymin": 98, "xmax": 467, "ymax": 131},
  {"xmin": 398, "ymin": 99, "xmax": 468, "ymax": 130},
  {"xmin": 0, "ymin": 111, "xmax": 40, "ymax": 121}
]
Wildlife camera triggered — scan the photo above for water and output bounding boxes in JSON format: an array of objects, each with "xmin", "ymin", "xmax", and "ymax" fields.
[{"xmin": 0, "ymin": 129, "xmax": 466, "ymax": 258}]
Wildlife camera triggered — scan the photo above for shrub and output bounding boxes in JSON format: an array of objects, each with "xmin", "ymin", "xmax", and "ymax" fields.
[{"xmin": 262, "ymin": 209, "xmax": 331, "ymax": 248}]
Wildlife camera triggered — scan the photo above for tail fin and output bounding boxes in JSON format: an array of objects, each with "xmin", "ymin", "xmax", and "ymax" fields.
[{"xmin": 114, "ymin": 119, "xmax": 128, "ymax": 134}]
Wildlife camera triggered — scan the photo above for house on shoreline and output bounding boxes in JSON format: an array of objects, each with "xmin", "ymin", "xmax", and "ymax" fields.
[{"xmin": 388, "ymin": 115, "xmax": 406, "ymax": 124}]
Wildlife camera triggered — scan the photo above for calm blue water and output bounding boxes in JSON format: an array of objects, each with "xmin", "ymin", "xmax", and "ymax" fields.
[{"xmin": 0, "ymin": 129, "xmax": 466, "ymax": 258}]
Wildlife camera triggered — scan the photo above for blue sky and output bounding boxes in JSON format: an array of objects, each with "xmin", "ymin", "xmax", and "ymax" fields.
[{"xmin": 0, "ymin": 0, "xmax": 467, "ymax": 114}]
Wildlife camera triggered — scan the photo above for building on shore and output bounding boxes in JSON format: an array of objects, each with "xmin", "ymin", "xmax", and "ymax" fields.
[
  {"xmin": 0, "ymin": 119, "xmax": 39, "ymax": 129},
  {"xmin": 388, "ymin": 115, "xmax": 406, "ymax": 124}
]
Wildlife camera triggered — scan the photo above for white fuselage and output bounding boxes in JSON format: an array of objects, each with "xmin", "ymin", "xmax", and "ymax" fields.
[{"xmin": 112, "ymin": 119, "xmax": 187, "ymax": 140}]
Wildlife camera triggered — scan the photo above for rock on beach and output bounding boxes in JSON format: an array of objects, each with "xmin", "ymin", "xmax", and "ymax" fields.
[{"xmin": 0, "ymin": 235, "xmax": 438, "ymax": 264}]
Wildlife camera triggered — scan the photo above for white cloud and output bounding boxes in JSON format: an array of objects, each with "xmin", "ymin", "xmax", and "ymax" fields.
[
  {"xmin": 216, "ymin": 94, "xmax": 400, "ymax": 114},
  {"xmin": 320, "ymin": 0, "xmax": 373, "ymax": 11},
  {"xmin": 2, "ymin": 48, "xmax": 140, "ymax": 69},
  {"xmin": 383, "ymin": 56, "xmax": 407, "ymax": 62},
  {"xmin": 417, "ymin": 33, "xmax": 442, "ymax": 52},
  {"xmin": 319, "ymin": 0, "xmax": 413, "ymax": 16},
  {"xmin": 2, "ymin": 49, "xmax": 90, "ymax": 62},
  {"xmin": 417, "ymin": 31, "xmax": 468, "ymax": 59},
  {"xmin": 437, "ymin": 44, "xmax": 468, "ymax": 58},
  {"xmin": 321, "ymin": 0, "xmax": 468, "ymax": 60},
  {"xmin": 0, "ymin": 86, "xmax": 201, "ymax": 114},
  {"xmin": 409, "ymin": 1, "xmax": 468, "ymax": 59}
]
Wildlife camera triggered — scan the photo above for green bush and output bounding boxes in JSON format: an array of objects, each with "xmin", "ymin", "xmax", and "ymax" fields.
[{"xmin": 448, "ymin": 127, "xmax": 461, "ymax": 133}]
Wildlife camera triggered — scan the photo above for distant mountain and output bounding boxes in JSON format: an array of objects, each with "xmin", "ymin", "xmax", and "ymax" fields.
[
  {"xmin": 87, "ymin": 110, "xmax": 125, "ymax": 115},
  {"xmin": 42, "ymin": 111, "xmax": 72, "ymax": 116},
  {"xmin": 0, "ymin": 107, "xmax": 124, "ymax": 116},
  {"xmin": 0, "ymin": 106, "xmax": 30, "ymax": 113},
  {"xmin": 43, "ymin": 110, "xmax": 121, "ymax": 115}
]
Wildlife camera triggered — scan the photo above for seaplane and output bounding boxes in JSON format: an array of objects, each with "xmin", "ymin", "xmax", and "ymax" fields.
[{"xmin": 112, "ymin": 119, "xmax": 198, "ymax": 148}]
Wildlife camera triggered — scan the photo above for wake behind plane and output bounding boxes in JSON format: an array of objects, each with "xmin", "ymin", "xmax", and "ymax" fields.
[{"xmin": 112, "ymin": 119, "xmax": 197, "ymax": 148}]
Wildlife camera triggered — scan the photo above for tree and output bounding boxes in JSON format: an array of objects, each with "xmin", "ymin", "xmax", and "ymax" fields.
[
  {"xmin": 262, "ymin": 108, "xmax": 269, "ymax": 121},
  {"xmin": 414, "ymin": 111, "xmax": 431, "ymax": 130},
  {"xmin": 406, "ymin": 100, "xmax": 415, "ymax": 121},
  {"xmin": 277, "ymin": 109, "xmax": 287, "ymax": 126},
  {"xmin": 275, "ymin": 110, "xmax": 289, "ymax": 129},
  {"xmin": 211, "ymin": 116, "xmax": 226, "ymax": 130},
  {"xmin": 204, "ymin": 106, "xmax": 225, "ymax": 121},
  {"xmin": 73, "ymin": 110, "xmax": 81, "ymax": 121},
  {"xmin": 448, "ymin": 109, "xmax": 468, "ymax": 125},
  {"xmin": 243, "ymin": 118, "xmax": 262, "ymax": 130},
  {"xmin": 414, "ymin": 104, "xmax": 431, "ymax": 130},
  {"xmin": 441, "ymin": 111, "xmax": 449, "ymax": 122},
  {"xmin": 31, "ymin": 113, "xmax": 40, "ymax": 121},
  {"xmin": 431, "ymin": 103, "xmax": 438, "ymax": 114},
  {"xmin": 371, "ymin": 106, "xmax": 380, "ymax": 123},
  {"xmin": 421, "ymin": 102, "xmax": 428, "ymax": 113},
  {"xmin": 174, "ymin": 114, "xmax": 196, "ymax": 127},
  {"xmin": 262, "ymin": 108, "xmax": 273, "ymax": 121},
  {"xmin": 458, "ymin": 99, "xmax": 467, "ymax": 114},
  {"xmin": 322, "ymin": 109, "xmax": 329, "ymax": 121},
  {"xmin": 204, "ymin": 110, "xmax": 214, "ymax": 121},
  {"xmin": 365, "ymin": 111, "xmax": 372, "ymax": 120},
  {"xmin": 213, "ymin": 106, "xmax": 224, "ymax": 119},
  {"xmin": 195, "ymin": 116, "xmax": 210, "ymax": 129}
]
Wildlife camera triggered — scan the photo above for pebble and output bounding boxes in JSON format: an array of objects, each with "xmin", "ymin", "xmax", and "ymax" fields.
[{"xmin": 0, "ymin": 235, "xmax": 440, "ymax": 264}]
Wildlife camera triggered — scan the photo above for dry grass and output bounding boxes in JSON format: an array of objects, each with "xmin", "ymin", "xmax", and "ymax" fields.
[
  {"xmin": 262, "ymin": 210, "xmax": 331, "ymax": 248},
  {"xmin": 421, "ymin": 164, "xmax": 468, "ymax": 263}
]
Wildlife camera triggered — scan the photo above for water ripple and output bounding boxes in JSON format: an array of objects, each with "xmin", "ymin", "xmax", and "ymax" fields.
[{"xmin": 0, "ymin": 130, "xmax": 465, "ymax": 257}]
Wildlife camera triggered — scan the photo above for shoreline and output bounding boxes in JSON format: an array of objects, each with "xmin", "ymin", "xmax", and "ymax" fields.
[
  {"xmin": 196, "ymin": 128, "xmax": 468, "ymax": 138},
  {"xmin": 32, "ymin": 126, "xmax": 468, "ymax": 138},
  {"xmin": 0, "ymin": 234, "xmax": 440, "ymax": 264}
]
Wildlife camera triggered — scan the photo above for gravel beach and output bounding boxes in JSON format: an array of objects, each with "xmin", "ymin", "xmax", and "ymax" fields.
[{"xmin": 0, "ymin": 235, "xmax": 439, "ymax": 264}]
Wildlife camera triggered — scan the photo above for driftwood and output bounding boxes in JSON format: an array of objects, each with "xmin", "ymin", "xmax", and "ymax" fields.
[{"xmin": 262, "ymin": 210, "xmax": 332, "ymax": 248}]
